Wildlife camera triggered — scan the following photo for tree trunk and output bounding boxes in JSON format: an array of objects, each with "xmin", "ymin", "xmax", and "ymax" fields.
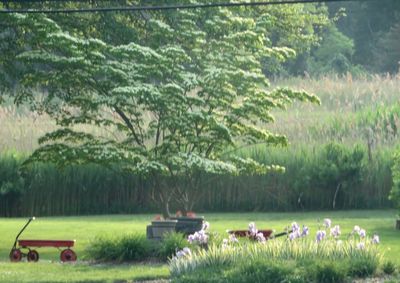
[
  {"xmin": 162, "ymin": 201, "xmax": 171, "ymax": 220},
  {"xmin": 396, "ymin": 219, "xmax": 400, "ymax": 230},
  {"xmin": 333, "ymin": 183, "xmax": 341, "ymax": 209}
]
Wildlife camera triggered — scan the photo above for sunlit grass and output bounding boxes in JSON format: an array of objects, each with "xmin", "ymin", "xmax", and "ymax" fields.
[{"xmin": 0, "ymin": 210, "xmax": 399, "ymax": 282}]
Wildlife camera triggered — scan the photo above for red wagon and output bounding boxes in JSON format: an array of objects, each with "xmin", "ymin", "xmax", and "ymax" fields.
[
  {"xmin": 227, "ymin": 229, "xmax": 291, "ymax": 240},
  {"xmin": 9, "ymin": 217, "xmax": 77, "ymax": 262}
]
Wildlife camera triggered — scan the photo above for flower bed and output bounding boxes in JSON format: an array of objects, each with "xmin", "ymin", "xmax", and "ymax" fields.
[{"xmin": 170, "ymin": 219, "xmax": 383, "ymax": 283}]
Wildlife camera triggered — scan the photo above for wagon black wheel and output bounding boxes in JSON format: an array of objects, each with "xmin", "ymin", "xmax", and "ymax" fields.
[
  {"xmin": 27, "ymin": 250, "xmax": 39, "ymax": 262},
  {"xmin": 60, "ymin": 249, "xmax": 77, "ymax": 262},
  {"xmin": 9, "ymin": 249, "xmax": 22, "ymax": 262}
]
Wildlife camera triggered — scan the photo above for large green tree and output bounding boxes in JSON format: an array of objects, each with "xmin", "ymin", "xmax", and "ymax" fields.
[{"xmin": 2, "ymin": 3, "xmax": 320, "ymax": 217}]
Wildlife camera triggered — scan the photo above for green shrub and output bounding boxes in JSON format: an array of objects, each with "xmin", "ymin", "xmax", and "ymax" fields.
[
  {"xmin": 172, "ymin": 268, "xmax": 227, "ymax": 283},
  {"xmin": 158, "ymin": 232, "xmax": 188, "ymax": 260},
  {"xmin": 390, "ymin": 150, "xmax": 400, "ymax": 216},
  {"xmin": 382, "ymin": 260, "xmax": 397, "ymax": 275},
  {"xmin": 0, "ymin": 154, "xmax": 25, "ymax": 216},
  {"xmin": 86, "ymin": 233, "xmax": 151, "ymax": 262},
  {"xmin": 348, "ymin": 258, "xmax": 378, "ymax": 278},
  {"xmin": 229, "ymin": 260, "xmax": 293, "ymax": 283},
  {"xmin": 315, "ymin": 262, "xmax": 346, "ymax": 283}
]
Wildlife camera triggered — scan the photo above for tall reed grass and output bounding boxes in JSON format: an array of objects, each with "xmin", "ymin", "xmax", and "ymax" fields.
[
  {"xmin": 0, "ymin": 75, "xmax": 398, "ymax": 216},
  {"xmin": 0, "ymin": 143, "xmax": 393, "ymax": 216}
]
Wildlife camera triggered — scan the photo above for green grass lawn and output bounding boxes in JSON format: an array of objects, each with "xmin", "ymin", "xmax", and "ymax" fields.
[{"xmin": 0, "ymin": 210, "xmax": 399, "ymax": 282}]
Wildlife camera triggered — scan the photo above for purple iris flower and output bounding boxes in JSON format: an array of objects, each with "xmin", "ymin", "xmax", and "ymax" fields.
[
  {"xmin": 291, "ymin": 222, "xmax": 300, "ymax": 233},
  {"xmin": 359, "ymin": 229, "xmax": 366, "ymax": 238},
  {"xmin": 302, "ymin": 226, "xmax": 309, "ymax": 237},
  {"xmin": 316, "ymin": 230, "xmax": 326, "ymax": 243}
]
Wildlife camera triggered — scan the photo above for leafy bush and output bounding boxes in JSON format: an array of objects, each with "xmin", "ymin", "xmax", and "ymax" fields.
[
  {"xmin": 172, "ymin": 268, "xmax": 226, "ymax": 283},
  {"xmin": 86, "ymin": 233, "xmax": 151, "ymax": 262},
  {"xmin": 228, "ymin": 260, "xmax": 293, "ymax": 283},
  {"xmin": 315, "ymin": 262, "xmax": 346, "ymax": 283},
  {"xmin": 382, "ymin": 260, "xmax": 397, "ymax": 275},
  {"xmin": 0, "ymin": 154, "xmax": 25, "ymax": 216},
  {"xmin": 158, "ymin": 232, "xmax": 188, "ymax": 260},
  {"xmin": 348, "ymin": 258, "xmax": 379, "ymax": 278},
  {"xmin": 390, "ymin": 150, "xmax": 400, "ymax": 216}
]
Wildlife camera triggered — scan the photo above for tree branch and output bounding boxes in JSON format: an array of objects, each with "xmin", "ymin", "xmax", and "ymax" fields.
[{"xmin": 114, "ymin": 106, "xmax": 144, "ymax": 147}]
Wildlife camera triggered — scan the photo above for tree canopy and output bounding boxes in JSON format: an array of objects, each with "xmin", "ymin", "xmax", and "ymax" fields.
[{"xmin": 1, "ymin": 3, "xmax": 321, "ymax": 216}]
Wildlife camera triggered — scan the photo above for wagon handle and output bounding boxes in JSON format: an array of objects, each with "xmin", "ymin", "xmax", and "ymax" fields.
[
  {"xmin": 273, "ymin": 229, "xmax": 293, "ymax": 238},
  {"xmin": 12, "ymin": 217, "xmax": 35, "ymax": 249}
]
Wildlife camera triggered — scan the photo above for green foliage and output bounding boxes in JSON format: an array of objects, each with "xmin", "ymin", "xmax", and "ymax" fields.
[
  {"xmin": 170, "ymin": 238, "xmax": 380, "ymax": 279},
  {"xmin": 170, "ymin": 242, "xmax": 378, "ymax": 283},
  {"xmin": 0, "ymin": 142, "xmax": 394, "ymax": 216},
  {"xmin": 382, "ymin": 260, "xmax": 397, "ymax": 275},
  {"xmin": 315, "ymin": 262, "xmax": 346, "ymax": 283},
  {"xmin": 158, "ymin": 232, "xmax": 188, "ymax": 260},
  {"xmin": 327, "ymin": 0, "xmax": 400, "ymax": 73},
  {"xmin": 308, "ymin": 25, "xmax": 358, "ymax": 75},
  {"xmin": 85, "ymin": 233, "xmax": 151, "ymax": 262},
  {"xmin": 375, "ymin": 22, "xmax": 400, "ymax": 74},
  {"xmin": 229, "ymin": 260, "xmax": 293, "ymax": 283},
  {"xmin": 0, "ymin": 154, "xmax": 25, "ymax": 216},
  {"xmin": 314, "ymin": 143, "xmax": 364, "ymax": 196},
  {"xmin": 390, "ymin": 150, "xmax": 400, "ymax": 216},
  {"xmin": 3, "ymin": 6, "xmax": 320, "ymax": 216},
  {"xmin": 347, "ymin": 258, "xmax": 379, "ymax": 278}
]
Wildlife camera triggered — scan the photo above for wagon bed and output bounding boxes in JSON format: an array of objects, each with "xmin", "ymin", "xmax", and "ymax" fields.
[
  {"xmin": 18, "ymin": 240, "xmax": 75, "ymax": 248},
  {"xmin": 9, "ymin": 217, "xmax": 77, "ymax": 262}
]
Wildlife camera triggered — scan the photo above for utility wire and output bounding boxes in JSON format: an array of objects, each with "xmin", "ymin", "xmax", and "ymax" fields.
[{"xmin": 0, "ymin": 0, "xmax": 381, "ymax": 14}]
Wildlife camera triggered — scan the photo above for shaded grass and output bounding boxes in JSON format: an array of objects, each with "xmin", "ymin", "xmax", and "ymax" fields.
[{"xmin": 0, "ymin": 262, "xmax": 169, "ymax": 283}]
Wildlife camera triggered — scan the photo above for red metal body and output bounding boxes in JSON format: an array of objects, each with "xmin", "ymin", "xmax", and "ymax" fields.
[
  {"xmin": 228, "ymin": 229, "xmax": 273, "ymax": 239},
  {"xmin": 18, "ymin": 240, "xmax": 75, "ymax": 248}
]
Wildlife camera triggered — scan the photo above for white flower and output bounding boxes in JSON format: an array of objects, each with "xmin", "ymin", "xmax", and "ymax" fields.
[
  {"xmin": 188, "ymin": 234, "xmax": 195, "ymax": 244},
  {"xmin": 176, "ymin": 247, "xmax": 191, "ymax": 258},
  {"xmin": 330, "ymin": 225, "xmax": 341, "ymax": 238},
  {"xmin": 188, "ymin": 230, "xmax": 209, "ymax": 245},
  {"xmin": 248, "ymin": 222, "xmax": 258, "ymax": 236},
  {"xmin": 202, "ymin": 221, "xmax": 210, "ymax": 231},
  {"xmin": 229, "ymin": 233, "xmax": 239, "ymax": 244},
  {"xmin": 353, "ymin": 225, "xmax": 361, "ymax": 233},
  {"xmin": 372, "ymin": 234, "xmax": 380, "ymax": 244},
  {"xmin": 222, "ymin": 239, "xmax": 229, "ymax": 249},
  {"xmin": 323, "ymin": 218, "xmax": 332, "ymax": 228},
  {"xmin": 182, "ymin": 247, "xmax": 191, "ymax": 256},
  {"xmin": 256, "ymin": 232, "xmax": 266, "ymax": 243},
  {"xmin": 356, "ymin": 242, "xmax": 365, "ymax": 250}
]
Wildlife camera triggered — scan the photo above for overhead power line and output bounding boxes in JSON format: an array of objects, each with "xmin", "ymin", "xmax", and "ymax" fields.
[{"xmin": 0, "ymin": 0, "xmax": 381, "ymax": 14}]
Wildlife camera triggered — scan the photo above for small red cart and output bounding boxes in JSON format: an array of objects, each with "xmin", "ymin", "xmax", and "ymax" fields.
[
  {"xmin": 227, "ymin": 229, "xmax": 291, "ymax": 240},
  {"xmin": 9, "ymin": 217, "xmax": 77, "ymax": 262}
]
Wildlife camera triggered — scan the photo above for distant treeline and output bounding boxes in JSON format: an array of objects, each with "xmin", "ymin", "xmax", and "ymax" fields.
[
  {"xmin": 0, "ymin": 143, "xmax": 393, "ymax": 217},
  {"xmin": 274, "ymin": 1, "xmax": 400, "ymax": 76}
]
